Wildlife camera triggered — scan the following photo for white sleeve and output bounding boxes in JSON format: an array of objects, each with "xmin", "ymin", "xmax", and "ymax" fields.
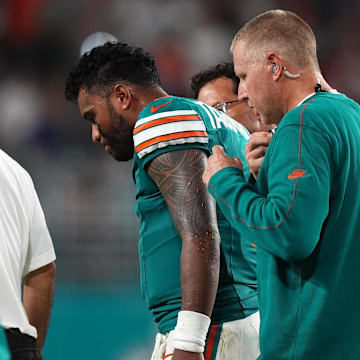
[
  {"xmin": 133, "ymin": 110, "xmax": 208, "ymax": 159},
  {"xmin": 22, "ymin": 185, "xmax": 56, "ymax": 276}
]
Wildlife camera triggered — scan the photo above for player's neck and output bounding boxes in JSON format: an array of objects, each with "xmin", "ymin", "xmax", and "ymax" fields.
[{"xmin": 139, "ymin": 87, "xmax": 170, "ymax": 109}]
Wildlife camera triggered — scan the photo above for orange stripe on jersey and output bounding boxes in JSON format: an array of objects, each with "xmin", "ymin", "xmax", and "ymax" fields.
[
  {"xmin": 204, "ymin": 324, "xmax": 219, "ymax": 360},
  {"xmin": 135, "ymin": 131, "xmax": 207, "ymax": 152},
  {"xmin": 133, "ymin": 115, "xmax": 201, "ymax": 135}
]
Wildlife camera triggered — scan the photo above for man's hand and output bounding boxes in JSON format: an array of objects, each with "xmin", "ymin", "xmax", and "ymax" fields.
[
  {"xmin": 172, "ymin": 349, "xmax": 204, "ymax": 360},
  {"xmin": 202, "ymin": 145, "xmax": 243, "ymax": 187},
  {"xmin": 245, "ymin": 131, "xmax": 273, "ymax": 180}
]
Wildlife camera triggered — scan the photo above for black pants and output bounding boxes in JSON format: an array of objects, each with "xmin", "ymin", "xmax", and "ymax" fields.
[{"xmin": 5, "ymin": 328, "xmax": 42, "ymax": 360}]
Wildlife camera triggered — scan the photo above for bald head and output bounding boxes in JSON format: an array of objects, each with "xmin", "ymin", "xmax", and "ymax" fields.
[{"xmin": 231, "ymin": 10, "xmax": 320, "ymax": 72}]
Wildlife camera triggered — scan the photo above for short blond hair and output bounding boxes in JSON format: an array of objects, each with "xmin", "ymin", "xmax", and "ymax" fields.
[{"xmin": 231, "ymin": 10, "xmax": 320, "ymax": 71}]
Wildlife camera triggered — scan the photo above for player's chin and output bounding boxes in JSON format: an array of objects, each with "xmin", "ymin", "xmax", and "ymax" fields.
[
  {"xmin": 249, "ymin": 107, "xmax": 260, "ymax": 121},
  {"xmin": 111, "ymin": 148, "xmax": 134, "ymax": 162},
  {"xmin": 103, "ymin": 144, "xmax": 131, "ymax": 161},
  {"xmin": 257, "ymin": 113, "xmax": 272, "ymax": 125}
]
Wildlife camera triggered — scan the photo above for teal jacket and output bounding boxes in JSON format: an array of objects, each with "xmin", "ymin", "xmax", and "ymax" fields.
[{"xmin": 209, "ymin": 92, "xmax": 360, "ymax": 359}]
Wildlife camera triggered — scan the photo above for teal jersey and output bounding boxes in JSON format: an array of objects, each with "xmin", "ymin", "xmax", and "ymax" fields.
[
  {"xmin": 208, "ymin": 92, "xmax": 360, "ymax": 359},
  {"xmin": 0, "ymin": 327, "xmax": 10, "ymax": 360},
  {"xmin": 132, "ymin": 96, "xmax": 257, "ymax": 333}
]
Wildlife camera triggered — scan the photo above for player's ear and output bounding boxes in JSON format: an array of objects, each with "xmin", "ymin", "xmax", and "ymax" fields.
[{"xmin": 112, "ymin": 83, "xmax": 132, "ymax": 110}]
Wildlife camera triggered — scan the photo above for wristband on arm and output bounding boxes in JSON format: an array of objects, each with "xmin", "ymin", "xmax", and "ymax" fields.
[{"xmin": 173, "ymin": 310, "xmax": 211, "ymax": 353}]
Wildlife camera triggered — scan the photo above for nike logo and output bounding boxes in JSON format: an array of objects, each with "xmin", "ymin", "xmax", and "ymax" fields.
[
  {"xmin": 151, "ymin": 100, "xmax": 173, "ymax": 113},
  {"xmin": 162, "ymin": 353, "xmax": 173, "ymax": 359},
  {"xmin": 288, "ymin": 169, "xmax": 306, "ymax": 179}
]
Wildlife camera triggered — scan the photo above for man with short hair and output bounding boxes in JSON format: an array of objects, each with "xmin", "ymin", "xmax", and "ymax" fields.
[
  {"xmin": 203, "ymin": 9, "xmax": 360, "ymax": 359},
  {"xmin": 191, "ymin": 62, "xmax": 273, "ymax": 134},
  {"xmin": 0, "ymin": 149, "xmax": 56, "ymax": 360},
  {"xmin": 65, "ymin": 42, "xmax": 259, "ymax": 360}
]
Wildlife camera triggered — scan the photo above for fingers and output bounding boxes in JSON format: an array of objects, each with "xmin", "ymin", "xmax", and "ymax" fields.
[
  {"xmin": 249, "ymin": 156, "xmax": 265, "ymax": 173},
  {"xmin": 211, "ymin": 146, "xmax": 243, "ymax": 171},
  {"xmin": 246, "ymin": 151, "xmax": 266, "ymax": 174},
  {"xmin": 246, "ymin": 131, "xmax": 273, "ymax": 152},
  {"xmin": 245, "ymin": 145, "xmax": 268, "ymax": 164},
  {"xmin": 245, "ymin": 131, "xmax": 272, "ymax": 178},
  {"xmin": 245, "ymin": 143, "xmax": 268, "ymax": 179},
  {"xmin": 202, "ymin": 146, "xmax": 243, "ymax": 186},
  {"xmin": 211, "ymin": 145, "xmax": 225, "ymax": 155},
  {"xmin": 232, "ymin": 157, "xmax": 243, "ymax": 168}
]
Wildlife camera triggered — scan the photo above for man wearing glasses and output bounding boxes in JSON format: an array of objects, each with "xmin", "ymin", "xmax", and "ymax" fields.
[
  {"xmin": 191, "ymin": 62, "xmax": 275, "ymax": 180},
  {"xmin": 191, "ymin": 62, "xmax": 274, "ymax": 134}
]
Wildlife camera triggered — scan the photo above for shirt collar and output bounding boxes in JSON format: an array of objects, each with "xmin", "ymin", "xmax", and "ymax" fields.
[{"xmin": 296, "ymin": 92, "xmax": 316, "ymax": 108}]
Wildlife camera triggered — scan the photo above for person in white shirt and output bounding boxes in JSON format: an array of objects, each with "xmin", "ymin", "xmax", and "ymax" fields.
[{"xmin": 0, "ymin": 149, "xmax": 56, "ymax": 360}]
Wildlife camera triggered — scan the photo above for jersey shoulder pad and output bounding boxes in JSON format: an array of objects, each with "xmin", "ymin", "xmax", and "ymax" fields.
[{"xmin": 133, "ymin": 98, "xmax": 208, "ymax": 159}]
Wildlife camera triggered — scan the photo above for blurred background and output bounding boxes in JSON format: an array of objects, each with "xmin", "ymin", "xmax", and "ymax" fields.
[{"xmin": 0, "ymin": 0, "xmax": 359, "ymax": 358}]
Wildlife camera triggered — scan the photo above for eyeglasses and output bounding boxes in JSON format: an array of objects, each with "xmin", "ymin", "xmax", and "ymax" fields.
[{"xmin": 213, "ymin": 100, "xmax": 242, "ymax": 114}]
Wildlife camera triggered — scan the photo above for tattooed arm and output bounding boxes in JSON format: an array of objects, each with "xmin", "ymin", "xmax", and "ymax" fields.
[{"xmin": 147, "ymin": 148, "xmax": 220, "ymax": 316}]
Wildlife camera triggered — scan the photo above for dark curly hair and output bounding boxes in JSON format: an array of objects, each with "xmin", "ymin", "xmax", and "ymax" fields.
[
  {"xmin": 65, "ymin": 42, "xmax": 160, "ymax": 103},
  {"xmin": 190, "ymin": 62, "xmax": 239, "ymax": 99}
]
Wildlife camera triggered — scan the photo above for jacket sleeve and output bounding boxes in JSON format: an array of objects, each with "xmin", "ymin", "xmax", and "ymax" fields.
[{"xmin": 208, "ymin": 124, "xmax": 332, "ymax": 262}]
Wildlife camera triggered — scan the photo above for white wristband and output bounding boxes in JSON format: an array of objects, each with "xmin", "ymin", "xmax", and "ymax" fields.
[{"xmin": 173, "ymin": 310, "xmax": 211, "ymax": 353}]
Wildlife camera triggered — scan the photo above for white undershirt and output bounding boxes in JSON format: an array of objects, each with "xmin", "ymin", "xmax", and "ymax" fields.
[
  {"xmin": 296, "ymin": 86, "xmax": 340, "ymax": 108},
  {"xmin": 0, "ymin": 149, "xmax": 56, "ymax": 338},
  {"xmin": 296, "ymin": 92, "xmax": 316, "ymax": 108}
]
